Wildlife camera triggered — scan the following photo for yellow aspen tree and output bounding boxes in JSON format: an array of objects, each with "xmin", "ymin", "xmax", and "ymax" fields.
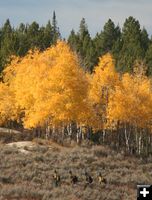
[
  {"xmin": 2, "ymin": 51, "xmax": 41, "ymax": 126},
  {"xmin": 89, "ymin": 53, "xmax": 119, "ymax": 130},
  {"xmin": 107, "ymin": 69, "xmax": 152, "ymax": 153},
  {"xmin": 107, "ymin": 72, "xmax": 152, "ymax": 129},
  {"xmin": 0, "ymin": 83, "xmax": 17, "ymax": 125},
  {"xmin": 23, "ymin": 41, "xmax": 94, "ymax": 129},
  {"xmin": 2, "ymin": 41, "xmax": 94, "ymax": 133}
]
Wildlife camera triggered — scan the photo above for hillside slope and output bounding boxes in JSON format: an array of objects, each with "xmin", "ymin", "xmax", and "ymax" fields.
[{"xmin": 0, "ymin": 140, "xmax": 151, "ymax": 200}]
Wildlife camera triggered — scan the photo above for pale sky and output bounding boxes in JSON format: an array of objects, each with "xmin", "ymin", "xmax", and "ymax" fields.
[{"xmin": 0, "ymin": 0, "xmax": 152, "ymax": 37}]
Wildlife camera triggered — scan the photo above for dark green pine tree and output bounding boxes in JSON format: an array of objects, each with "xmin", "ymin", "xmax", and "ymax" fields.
[
  {"xmin": 111, "ymin": 25, "xmax": 122, "ymax": 58},
  {"xmin": 94, "ymin": 19, "xmax": 121, "ymax": 59},
  {"xmin": 79, "ymin": 20, "xmax": 90, "ymax": 55},
  {"xmin": 52, "ymin": 11, "xmax": 61, "ymax": 44},
  {"xmin": 68, "ymin": 18, "xmax": 92, "ymax": 71},
  {"xmin": 38, "ymin": 26, "xmax": 46, "ymax": 50},
  {"xmin": 43, "ymin": 20, "xmax": 53, "ymax": 48},
  {"xmin": 68, "ymin": 29, "xmax": 80, "ymax": 52},
  {"xmin": 27, "ymin": 21, "xmax": 41, "ymax": 49},
  {"xmin": 15, "ymin": 23, "xmax": 29, "ymax": 56},
  {"xmin": 145, "ymin": 41, "xmax": 152, "ymax": 76},
  {"xmin": 117, "ymin": 16, "xmax": 143, "ymax": 72},
  {"xmin": 69, "ymin": 18, "xmax": 95, "ymax": 71},
  {"xmin": 78, "ymin": 18, "xmax": 89, "ymax": 41},
  {"xmin": 79, "ymin": 18, "xmax": 95, "ymax": 71},
  {"xmin": 141, "ymin": 27, "xmax": 149, "ymax": 57},
  {"xmin": 84, "ymin": 40, "xmax": 97, "ymax": 72},
  {"xmin": 0, "ymin": 19, "xmax": 16, "ymax": 71}
]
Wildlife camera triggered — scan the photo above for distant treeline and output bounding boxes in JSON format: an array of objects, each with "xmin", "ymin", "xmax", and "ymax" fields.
[{"xmin": 0, "ymin": 12, "xmax": 152, "ymax": 74}]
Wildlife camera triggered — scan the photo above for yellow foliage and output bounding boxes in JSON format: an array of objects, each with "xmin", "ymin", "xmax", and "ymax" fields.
[
  {"xmin": 1, "ymin": 42, "xmax": 152, "ymax": 132},
  {"xmin": 1, "ymin": 40, "xmax": 95, "ymax": 128},
  {"xmin": 89, "ymin": 53, "xmax": 119, "ymax": 129},
  {"xmin": 107, "ymin": 73, "xmax": 152, "ymax": 128},
  {"xmin": 0, "ymin": 83, "xmax": 18, "ymax": 125}
]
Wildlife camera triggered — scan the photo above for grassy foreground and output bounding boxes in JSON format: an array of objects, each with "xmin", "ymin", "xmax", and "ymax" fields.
[{"xmin": 0, "ymin": 139, "xmax": 152, "ymax": 200}]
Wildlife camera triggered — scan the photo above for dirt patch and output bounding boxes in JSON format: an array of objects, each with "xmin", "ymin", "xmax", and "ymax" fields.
[
  {"xmin": 6, "ymin": 141, "xmax": 36, "ymax": 154},
  {"xmin": 6, "ymin": 140, "xmax": 71, "ymax": 154}
]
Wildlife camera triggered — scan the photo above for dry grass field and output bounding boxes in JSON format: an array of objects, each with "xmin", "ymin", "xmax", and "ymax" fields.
[{"xmin": 0, "ymin": 135, "xmax": 152, "ymax": 200}]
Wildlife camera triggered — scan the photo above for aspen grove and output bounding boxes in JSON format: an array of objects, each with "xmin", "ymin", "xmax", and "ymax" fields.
[{"xmin": 1, "ymin": 40, "xmax": 152, "ymax": 156}]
